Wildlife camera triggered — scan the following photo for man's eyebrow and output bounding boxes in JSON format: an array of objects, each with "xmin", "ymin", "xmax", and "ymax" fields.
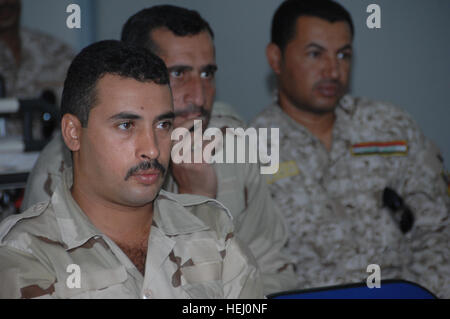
[
  {"xmin": 305, "ymin": 43, "xmax": 353, "ymax": 52},
  {"xmin": 109, "ymin": 112, "xmax": 142, "ymax": 121},
  {"xmin": 305, "ymin": 42, "xmax": 325, "ymax": 50},
  {"xmin": 337, "ymin": 44, "xmax": 353, "ymax": 51},
  {"xmin": 155, "ymin": 111, "xmax": 175, "ymax": 122},
  {"xmin": 167, "ymin": 65, "xmax": 193, "ymax": 73},
  {"xmin": 202, "ymin": 64, "xmax": 218, "ymax": 72}
]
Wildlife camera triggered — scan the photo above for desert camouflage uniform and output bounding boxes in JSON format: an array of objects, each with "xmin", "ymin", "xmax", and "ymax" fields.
[
  {"xmin": 20, "ymin": 102, "xmax": 299, "ymax": 295},
  {"xmin": 251, "ymin": 95, "xmax": 450, "ymax": 298},
  {"xmin": 0, "ymin": 27, "xmax": 74, "ymax": 101},
  {"xmin": 0, "ymin": 170, "xmax": 264, "ymax": 299}
]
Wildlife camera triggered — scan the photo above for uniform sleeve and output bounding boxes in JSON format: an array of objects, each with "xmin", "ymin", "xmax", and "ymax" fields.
[
  {"xmin": 234, "ymin": 162, "xmax": 299, "ymax": 295},
  {"xmin": 21, "ymin": 160, "xmax": 58, "ymax": 212},
  {"xmin": 397, "ymin": 120, "xmax": 450, "ymax": 298},
  {"xmin": 21, "ymin": 134, "xmax": 68, "ymax": 211},
  {"xmin": 0, "ymin": 246, "xmax": 57, "ymax": 299},
  {"xmin": 211, "ymin": 103, "xmax": 299, "ymax": 294}
]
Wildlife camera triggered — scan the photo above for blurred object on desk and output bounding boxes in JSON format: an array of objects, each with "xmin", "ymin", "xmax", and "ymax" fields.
[
  {"xmin": 0, "ymin": 96, "xmax": 55, "ymax": 220},
  {"xmin": 0, "ymin": 149, "xmax": 40, "ymax": 220},
  {"xmin": 0, "ymin": 97, "xmax": 58, "ymax": 150},
  {"xmin": 0, "ymin": 188, "xmax": 24, "ymax": 221}
]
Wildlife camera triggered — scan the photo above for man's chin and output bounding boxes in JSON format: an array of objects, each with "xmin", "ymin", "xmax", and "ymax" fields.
[
  {"xmin": 121, "ymin": 184, "xmax": 163, "ymax": 207},
  {"xmin": 122, "ymin": 194, "xmax": 159, "ymax": 208},
  {"xmin": 298, "ymin": 103, "xmax": 337, "ymax": 115}
]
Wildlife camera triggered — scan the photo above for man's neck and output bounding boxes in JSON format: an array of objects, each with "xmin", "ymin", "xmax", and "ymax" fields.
[
  {"xmin": 70, "ymin": 182, "xmax": 153, "ymax": 248},
  {"xmin": 278, "ymin": 95, "xmax": 336, "ymax": 151},
  {"xmin": 0, "ymin": 26, "xmax": 21, "ymax": 64}
]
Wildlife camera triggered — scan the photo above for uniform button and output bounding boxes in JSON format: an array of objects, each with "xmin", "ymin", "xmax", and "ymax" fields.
[{"xmin": 143, "ymin": 289, "xmax": 152, "ymax": 299}]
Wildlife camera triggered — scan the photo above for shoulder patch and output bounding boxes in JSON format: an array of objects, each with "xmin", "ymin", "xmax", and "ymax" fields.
[
  {"xmin": 266, "ymin": 161, "xmax": 300, "ymax": 184},
  {"xmin": 351, "ymin": 141, "xmax": 408, "ymax": 157}
]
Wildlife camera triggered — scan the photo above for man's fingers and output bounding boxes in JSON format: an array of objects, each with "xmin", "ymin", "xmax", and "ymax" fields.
[{"xmin": 171, "ymin": 120, "xmax": 223, "ymax": 165}]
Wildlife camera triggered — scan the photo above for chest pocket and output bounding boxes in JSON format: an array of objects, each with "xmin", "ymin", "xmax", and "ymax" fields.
[
  {"xmin": 53, "ymin": 265, "xmax": 131, "ymax": 299},
  {"xmin": 176, "ymin": 238, "xmax": 225, "ymax": 299}
]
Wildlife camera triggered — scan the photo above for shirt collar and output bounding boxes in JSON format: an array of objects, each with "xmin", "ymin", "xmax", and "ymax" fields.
[
  {"xmin": 337, "ymin": 94, "xmax": 358, "ymax": 116},
  {"xmin": 52, "ymin": 169, "xmax": 103, "ymax": 250},
  {"xmin": 52, "ymin": 170, "xmax": 225, "ymax": 250},
  {"xmin": 268, "ymin": 101, "xmax": 313, "ymax": 144},
  {"xmin": 154, "ymin": 190, "xmax": 231, "ymax": 236},
  {"xmin": 270, "ymin": 94, "xmax": 357, "ymax": 134}
]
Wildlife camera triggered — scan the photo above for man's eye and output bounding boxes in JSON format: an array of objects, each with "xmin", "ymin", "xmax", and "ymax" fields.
[
  {"xmin": 170, "ymin": 70, "xmax": 183, "ymax": 78},
  {"xmin": 201, "ymin": 70, "xmax": 215, "ymax": 79},
  {"xmin": 118, "ymin": 122, "xmax": 133, "ymax": 130},
  {"xmin": 308, "ymin": 51, "xmax": 321, "ymax": 58},
  {"xmin": 157, "ymin": 120, "xmax": 172, "ymax": 130},
  {"xmin": 337, "ymin": 52, "xmax": 352, "ymax": 60}
]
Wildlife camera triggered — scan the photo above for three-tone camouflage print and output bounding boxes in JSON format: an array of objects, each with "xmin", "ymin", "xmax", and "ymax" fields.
[
  {"xmin": 0, "ymin": 28, "xmax": 74, "ymax": 102},
  {"xmin": 251, "ymin": 95, "xmax": 450, "ymax": 298},
  {"xmin": 20, "ymin": 102, "xmax": 299, "ymax": 295},
  {"xmin": 0, "ymin": 170, "xmax": 264, "ymax": 299}
]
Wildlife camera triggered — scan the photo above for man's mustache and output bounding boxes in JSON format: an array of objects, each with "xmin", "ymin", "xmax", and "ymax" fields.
[
  {"xmin": 314, "ymin": 79, "xmax": 343, "ymax": 90},
  {"xmin": 124, "ymin": 160, "xmax": 166, "ymax": 181}
]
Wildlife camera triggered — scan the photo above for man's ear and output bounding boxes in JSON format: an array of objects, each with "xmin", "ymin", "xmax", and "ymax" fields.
[
  {"xmin": 61, "ymin": 114, "xmax": 82, "ymax": 152},
  {"xmin": 266, "ymin": 43, "xmax": 283, "ymax": 75}
]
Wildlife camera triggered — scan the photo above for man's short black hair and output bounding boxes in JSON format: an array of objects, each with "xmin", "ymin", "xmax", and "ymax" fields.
[
  {"xmin": 61, "ymin": 40, "xmax": 169, "ymax": 127},
  {"xmin": 271, "ymin": 0, "xmax": 354, "ymax": 52},
  {"xmin": 121, "ymin": 5, "xmax": 214, "ymax": 54}
]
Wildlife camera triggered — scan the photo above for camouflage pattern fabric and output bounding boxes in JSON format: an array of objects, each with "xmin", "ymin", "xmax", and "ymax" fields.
[
  {"xmin": 0, "ymin": 170, "xmax": 264, "ymax": 299},
  {"xmin": 20, "ymin": 101, "xmax": 299, "ymax": 295},
  {"xmin": 251, "ymin": 95, "xmax": 450, "ymax": 298},
  {"xmin": 0, "ymin": 28, "xmax": 74, "ymax": 101},
  {"xmin": 0, "ymin": 28, "xmax": 74, "ymax": 137}
]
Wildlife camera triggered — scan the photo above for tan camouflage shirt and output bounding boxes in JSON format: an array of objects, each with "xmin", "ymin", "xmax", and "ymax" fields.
[
  {"xmin": 0, "ymin": 28, "xmax": 74, "ymax": 101},
  {"xmin": 0, "ymin": 170, "xmax": 264, "ymax": 299},
  {"xmin": 251, "ymin": 95, "xmax": 450, "ymax": 298},
  {"xmin": 20, "ymin": 102, "xmax": 299, "ymax": 295}
]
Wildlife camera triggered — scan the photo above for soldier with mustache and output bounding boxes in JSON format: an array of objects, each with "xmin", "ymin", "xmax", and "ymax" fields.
[
  {"xmin": 251, "ymin": 0, "xmax": 449, "ymax": 298},
  {"xmin": 20, "ymin": 5, "xmax": 298, "ymax": 295},
  {"xmin": 0, "ymin": 40, "xmax": 264, "ymax": 299}
]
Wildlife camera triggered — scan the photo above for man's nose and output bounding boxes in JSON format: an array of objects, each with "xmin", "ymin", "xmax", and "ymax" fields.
[
  {"xmin": 136, "ymin": 128, "xmax": 160, "ymax": 161},
  {"xmin": 184, "ymin": 76, "xmax": 206, "ymax": 107},
  {"xmin": 322, "ymin": 55, "xmax": 340, "ymax": 79}
]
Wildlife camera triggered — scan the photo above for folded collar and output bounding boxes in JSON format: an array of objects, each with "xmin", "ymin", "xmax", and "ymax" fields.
[{"xmin": 52, "ymin": 171, "xmax": 230, "ymax": 249}]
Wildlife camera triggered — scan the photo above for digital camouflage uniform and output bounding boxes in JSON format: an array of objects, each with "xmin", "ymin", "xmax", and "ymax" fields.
[
  {"xmin": 0, "ymin": 28, "xmax": 74, "ymax": 101},
  {"xmin": 0, "ymin": 28, "xmax": 74, "ymax": 136},
  {"xmin": 20, "ymin": 102, "xmax": 299, "ymax": 295},
  {"xmin": 0, "ymin": 170, "xmax": 264, "ymax": 299},
  {"xmin": 251, "ymin": 95, "xmax": 450, "ymax": 298}
]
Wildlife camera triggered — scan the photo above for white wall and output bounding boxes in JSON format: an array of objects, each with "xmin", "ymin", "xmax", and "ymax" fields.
[{"xmin": 20, "ymin": 0, "xmax": 450, "ymax": 168}]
